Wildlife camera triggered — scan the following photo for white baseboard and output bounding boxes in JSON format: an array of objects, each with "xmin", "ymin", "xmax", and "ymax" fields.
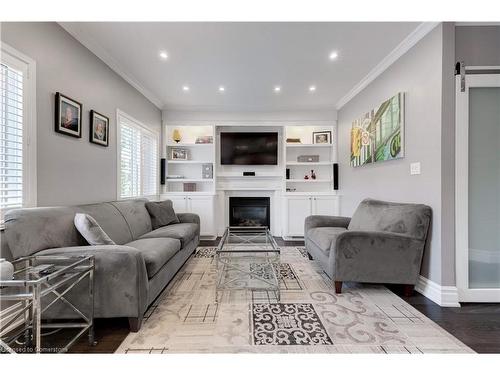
[{"xmin": 415, "ymin": 275, "xmax": 460, "ymax": 307}]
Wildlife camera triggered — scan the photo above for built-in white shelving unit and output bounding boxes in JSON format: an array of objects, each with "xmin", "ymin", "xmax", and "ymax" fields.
[
  {"xmin": 163, "ymin": 125, "xmax": 216, "ymax": 194},
  {"xmin": 284, "ymin": 125, "xmax": 337, "ymax": 193},
  {"xmin": 161, "ymin": 122, "xmax": 338, "ymax": 239}
]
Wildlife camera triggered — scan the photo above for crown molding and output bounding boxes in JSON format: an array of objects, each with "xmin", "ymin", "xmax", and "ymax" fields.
[
  {"xmin": 455, "ymin": 22, "xmax": 500, "ymax": 26},
  {"xmin": 335, "ymin": 22, "xmax": 440, "ymax": 110},
  {"xmin": 58, "ymin": 22, "xmax": 164, "ymax": 109}
]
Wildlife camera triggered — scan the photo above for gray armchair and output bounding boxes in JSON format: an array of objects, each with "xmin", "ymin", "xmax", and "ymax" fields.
[{"xmin": 304, "ymin": 199, "xmax": 432, "ymax": 295}]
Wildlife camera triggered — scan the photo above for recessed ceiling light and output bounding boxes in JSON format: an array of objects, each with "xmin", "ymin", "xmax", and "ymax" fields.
[
  {"xmin": 329, "ymin": 51, "xmax": 339, "ymax": 60},
  {"xmin": 182, "ymin": 85, "xmax": 190, "ymax": 92},
  {"xmin": 309, "ymin": 85, "xmax": 316, "ymax": 92},
  {"xmin": 274, "ymin": 86, "xmax": 281, "ymax": 93},
  {"xmin": 219, "ymin": 86, "xmax": 225, "ymax": 92},
  {"xmin": 159, "ymin": 51, "xmax": 168, "ymax": 60}
]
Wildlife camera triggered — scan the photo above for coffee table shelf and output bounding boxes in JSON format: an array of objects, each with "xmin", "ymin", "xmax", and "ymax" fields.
[{"xmin": 215, "ymin": 226, "xmax": 280, "ymax": 302}]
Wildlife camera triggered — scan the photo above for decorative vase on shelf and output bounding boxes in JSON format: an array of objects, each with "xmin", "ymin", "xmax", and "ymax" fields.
[
  {"xmin": 0, "ymin": 258, "xmax": 14, "ymax": 281},
  {"xmin": 311, "ymin": 169, "xmax": 316, "ymax": 180},
  {"xmin": 172, "ymin": 129, "xmax": 182, "ymax": 143}
]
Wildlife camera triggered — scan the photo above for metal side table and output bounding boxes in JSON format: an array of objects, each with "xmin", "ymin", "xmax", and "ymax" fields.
[{"xmin": 0, "ymin": 255, "xmax": 95, "ymax": 353}]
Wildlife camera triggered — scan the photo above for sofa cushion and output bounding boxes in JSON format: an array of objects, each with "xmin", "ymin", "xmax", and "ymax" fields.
[
  {"xmin": 74, "ymin": 213, "xmax": 116, "ymax": 245},
  {"xmin": 4, "ymin": 202, "xmax": 133, "ymax": 259},
  {"xmin": 348, "ymin": 199, "xmax": 432, "ymax": 240},
  {"xmin": 110, "ymin": 199, "xmax": 152, "ymax": 240},
  {"xmin": 306, "ymin": 227, "xmax": 347, "ymax": 256},
  {"xmin": 139, "ymin": 223, "xmax": 199, "ymax": 247},
  {"xmin": 126, "ymin": 238, "xmax": 181, "ymax": 278},
  {"xmin": 145, "ymin": 200, "xmax": 180, "ymax": 230}
]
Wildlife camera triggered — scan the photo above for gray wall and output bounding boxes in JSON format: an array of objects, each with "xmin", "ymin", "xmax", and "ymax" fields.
[
  {"xmin": 456, "ymin": 26, "xmax": 500, "ymax": 66},
  {"xmin": 0, "ymin": 22, "xmax": 162, "ymax": 207},
  {"xmin": 337, "ymin": 25, "xmax": 445, "ymax": 285},
  {"xmin": 440, "ymin": 23, "xmax": 456, "ymax": 286}
]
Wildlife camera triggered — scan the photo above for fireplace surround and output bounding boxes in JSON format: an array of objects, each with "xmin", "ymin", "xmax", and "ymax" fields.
[{"xmin": 229, "ymin": 197, "xmax": 271, "ymax": 228}]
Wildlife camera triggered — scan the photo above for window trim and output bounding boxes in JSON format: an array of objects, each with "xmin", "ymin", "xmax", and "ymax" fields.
[
  {"xmin": 116, "ymin": 109, "xmax": 159, "ymax": 201},
  {"xmin": 1, "ymin": 42, "xmax": 37, "ymax": 212}
]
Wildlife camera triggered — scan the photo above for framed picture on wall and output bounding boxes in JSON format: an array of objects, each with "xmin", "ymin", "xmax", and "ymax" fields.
[
  {"xmin": 312, "ymin": 131, "xmax": 332, "ymax": 144},
  {"xmin": 55, "ymin": 92, "xmax": 82, "ymax": 138},
  {"xmin": 90, "ymin": 110, "xmax": 109, "ymax": 147}
]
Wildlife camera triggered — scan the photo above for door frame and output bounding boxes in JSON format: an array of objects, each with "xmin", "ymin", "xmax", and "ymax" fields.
[{"xmin": 455, "ymin": 72, "xmax": 500, "ymax": 302}]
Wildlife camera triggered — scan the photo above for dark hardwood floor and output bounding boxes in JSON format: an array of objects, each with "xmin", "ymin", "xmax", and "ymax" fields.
[{"xmin": 65, "ymin": 239, "xmax": 500, "ymax": 353}]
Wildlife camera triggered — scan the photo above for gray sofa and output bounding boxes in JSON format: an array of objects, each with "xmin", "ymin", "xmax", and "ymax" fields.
[
  {"xmin": 4, "ymin": 198, "xmax": 200, "ymax": 331},
  {"xmin": 304, "ymin": 198, "xmax": 431, "ymax": 295}
]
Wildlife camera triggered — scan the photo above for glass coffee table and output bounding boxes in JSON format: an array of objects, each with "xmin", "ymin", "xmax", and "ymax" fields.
[{"xmin": 215, "ymin": 226, "xmax": 280, "ymax": 302}]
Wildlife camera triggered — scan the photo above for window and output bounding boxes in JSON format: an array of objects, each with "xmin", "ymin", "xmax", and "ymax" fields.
[
  {"xmin": 117, "ymin": 110, "xmax": 158, "ymax": 199},
  {"xmin": 0, "ymin": 44, "xmax": 36, "ymax": 219}
]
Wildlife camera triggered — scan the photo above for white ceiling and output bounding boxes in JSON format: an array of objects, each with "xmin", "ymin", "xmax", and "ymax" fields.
[{"xmin": 60, "ymin": 22, "xmax": 421, "ymax": 111}]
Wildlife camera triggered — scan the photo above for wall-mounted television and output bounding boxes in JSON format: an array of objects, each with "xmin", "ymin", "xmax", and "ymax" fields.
[{"xmin": 220, "ymin": 132, "xmax": 278, "ymax": 165}]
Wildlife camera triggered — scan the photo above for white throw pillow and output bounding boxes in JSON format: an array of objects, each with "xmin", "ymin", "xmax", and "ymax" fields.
[{"xmin": 74, "ymin": 213, "xmax": 116, "ymax": 246}]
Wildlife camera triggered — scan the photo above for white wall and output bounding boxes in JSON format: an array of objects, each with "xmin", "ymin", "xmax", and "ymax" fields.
[
  {"xmin": 0, "ymin": 22, "xmax": 162, "ymax": 206},
  {"xmin": 337, "ymin": 25, "xmax": 445, "ymax": 285},
  {"xmin": 163, "ymin": 109, "xmax": 337, "ymax": 123}
]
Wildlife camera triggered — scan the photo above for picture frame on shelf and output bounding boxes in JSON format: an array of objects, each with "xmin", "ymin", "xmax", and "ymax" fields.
[
  {"xmin": 171, "ymin": 148, "xmax": 189, "ymax": 160},
  {"xmin": 195, "ymin": 135, "xmax": 213, "ymax": 144},
  {"xmin": 312, "ymin": 131, "xmax": 332, "ymax": 144},
  {"xmin": 55, "ymin": 92, "xmax": 82, "ymax": 138},
  {"xmin": 89, "ymin": 110, "xmax": 109, "ymax": 147}
]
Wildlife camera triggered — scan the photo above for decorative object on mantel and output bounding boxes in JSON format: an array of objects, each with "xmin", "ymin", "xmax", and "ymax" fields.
[
  {"xmin": 297, "ymin": 155, "xmax": 319, "ymax": 163},
  {"xmin": 304, "ymin": 175, "xmax": 309, "ymax": 180},
  {"xmin": 195, "ymin": 135, "xmax": 213, "ymax": 144},
  {"xmin": 89, "ymin": 110, "xmax": 109, "ymax": 147},
  {"xmin": 172, "ymin": 129, "xmax": 182, "ymax": 143},
  {"xmin": 286, "ymin": 187, "xmax": 297, "ymax": 192},
  {"xmin": 183, "ymin": 183, "xmax": 197, "ymax": 192},
  {"xmin": 202, "ymin": 163, "xmax": 213, "ymax": 179},
  {"xmin": 0, "ymin": 258, "xmax": 14, "ymax": 281},
  {"xmin": 313, "ymin": 131, "xmax": 332, "ymax": 144},
  {"xmin": 286, "ymin": 138, "xmax": 301, "ymax": 143},
  {"xmin": 351, "ymin": 92, "xmax": 404, "ymax": 167},
  {"xmin": 166, "ymin": 175, "xmax": 184, "ymax": 179},
  {"xmin": 171, "ymin": 148, "xmax": 188, "ymax": 160},
  {"xmin": 55, "ymin": 92, "xmax": 82, "ymax": 138},
  {"xmin": 311, "ymin": 170, "xmax": 316, "ymax": 180}
]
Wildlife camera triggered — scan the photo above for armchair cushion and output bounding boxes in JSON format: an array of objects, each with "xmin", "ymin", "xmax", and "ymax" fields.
[
  {"xmin": 348, "ymin": 199, "xmax": 432, "ymax": 240},
  {"xmin": 306, "ymin": 227, "xmax": 347, "ymax": 256}
]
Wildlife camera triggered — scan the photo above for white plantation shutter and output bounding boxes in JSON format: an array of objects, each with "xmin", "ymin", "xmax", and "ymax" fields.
[
  {"xmin": 141, "ymin": 131, "xmax": 158, "ymax": 196},
  {"xmin": 118, "ymin": 112, "xmax": 158, "ymax": 199},
  {"xmin": 0, "ymin": 62, "xmax": 24, "ymax": 213}
]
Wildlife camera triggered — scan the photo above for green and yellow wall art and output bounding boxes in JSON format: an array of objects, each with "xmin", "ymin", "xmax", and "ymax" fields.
[{"xmin": 350, "ymin": 92, "xmax": 405, "ymax": 167}]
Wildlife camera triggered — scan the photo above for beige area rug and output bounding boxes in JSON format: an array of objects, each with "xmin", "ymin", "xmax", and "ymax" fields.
[{"xmin": 116, "ymin": 246, "xmax": 473, "ymax": 354}]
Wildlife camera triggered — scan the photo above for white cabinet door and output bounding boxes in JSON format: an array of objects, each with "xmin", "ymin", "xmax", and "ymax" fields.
[
  {"xmin": 188, "ymin": 196, "xmax": 215, "ymax": 236},
  {"xmin": 169, "ymin": 196, "xmax": 188, "ymax": 213},
  {"xmin": 312, "ymin": 196, "xmax": 339, "ymax": 216},
  {"xmin": 285, "ymin": 196, "xmax": 312, "ymax": 236}
]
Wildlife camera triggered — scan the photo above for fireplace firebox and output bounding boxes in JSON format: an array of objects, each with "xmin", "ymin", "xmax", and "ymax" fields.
[{"xmin": 229, "ymin": 197, "xmax": 270, "ymax": 228}]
